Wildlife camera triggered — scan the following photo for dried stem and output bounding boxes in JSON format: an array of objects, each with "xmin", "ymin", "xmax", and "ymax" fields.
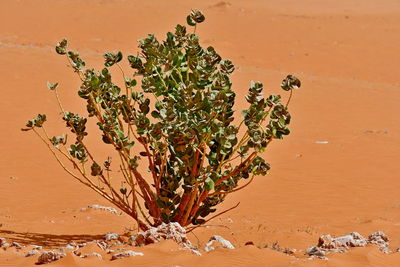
[
  {"xmin": 209, "ymin": 174, "xmax": 255, "ymax": 196},
  {"xmin": 186, "ymin": 202, "xmax": 240, "ymax": 233}
]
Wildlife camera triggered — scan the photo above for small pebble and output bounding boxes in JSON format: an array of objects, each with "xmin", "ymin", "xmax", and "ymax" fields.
[
  {"xmin": 25, "ymin": 250, "xmax": 38, "ymax": 257},
  {"xmin": 111, "ymin": 250, "xmax": 143, "ymax": 260},
  {"xmin": 105, "ymin": 233, "xmax": 119, "ymax": 241}
]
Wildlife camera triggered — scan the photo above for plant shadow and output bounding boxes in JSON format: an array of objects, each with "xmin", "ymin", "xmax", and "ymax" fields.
[{"xmin": 0, "ymin": 229, "xmax": 104, "ymax": 248}]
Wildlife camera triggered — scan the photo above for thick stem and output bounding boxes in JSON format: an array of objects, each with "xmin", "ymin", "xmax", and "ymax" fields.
[
  {"xmin": 158, "ymin": 147, "xmax": 168, "ymax": 183},
  {"xmin": 174, "ymin": 192, "xmax": 191, "ymax": 221},
  {"xmin": 185, "ymin": 189, "xmax": 208, "ymax": 226},
  {"xmin": 180, "ymin": 182, "xmax": 199, "ymax": 226}
]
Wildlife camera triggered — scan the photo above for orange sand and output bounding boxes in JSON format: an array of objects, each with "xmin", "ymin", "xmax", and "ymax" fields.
[{"xmin": 1, "ymin": 0, "xmax": 400, "ymax": 266}]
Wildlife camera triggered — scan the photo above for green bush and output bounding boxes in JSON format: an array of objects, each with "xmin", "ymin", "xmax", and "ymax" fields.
[{"xmin": 23, "ymin": 10, "xmax": 300, "ymax": 231}]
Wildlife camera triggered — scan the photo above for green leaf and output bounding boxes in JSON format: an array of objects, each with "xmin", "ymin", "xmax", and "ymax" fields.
[
  {"xmin": 34, "ymin": 114, "xmax": 47, "ymax": 127},
  {"xmin": 55, "ymin": 38, "xmax": 68, "ymax": 55},
  {"xmin": 127, "ymin": 55, "xmax": 143, "ymax": 71},
  {"xmin": 116, "ymin": 51, "xmax": 123, "ymax": 63},
  {"xmin": 190, "ymin": 9, "xmax": 205, "ymax": 23},
  {"xmin": 129, "ymin": 156, "xmax": 140, "ymax": 169},
  {"xmin": 125, "ymin": 78, "xmax": 137, "ymax": 88},
  {"xmin": 50, "ymin": 134, "xmax": 67, "ymax": 148},
  {"xmin": 104, "ymin": 51, "xmax": 123, "ymax": 67},
  {"xmin": 205, "ymin": 177, "xmax": 214, "ymax": 191},
  {"xmin": 220, "ymin": 60, "xmax": 234, "ymax": 74},
  {"xmin": 186, "ymin": 15, "xmax": 196, "ymax": 26},
  {"xmin": 151, "ymin": 110, "xmax": 160, "ymax": 119},
  {"xmin": 90, "ymin": 162, "xmax": 102, "ymax": 176},
  {"xmin": 90, "ymin": 75, "xmax": 100, "ymax": 87},
  {"xmin": 47, "ymin": 81, "xmax": 59, "ymax": 91},
  {"xmin": 281, "ymin": 75, "xmax": 301, "ymax": 91},
  {"xmin": 120, "ymin": 188, "xmax": 127, "ymax": 195},
  {"xmin": 124, "ymin": 141, "xmax": 135, "ymax": 149},
  {"xmin": 67, "ymin": 51, "xmax": 85, "ymax": 71}
]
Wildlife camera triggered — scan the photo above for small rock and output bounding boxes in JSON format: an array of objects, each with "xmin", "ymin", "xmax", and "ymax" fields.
[
  {"xmin": 368, "ymin": 231, "xmax": 390, "ymax": 253},
  {"xmin": 105, "ymin": 233, "xmax": 119, "ymax": 241},
  {"xmin": 37, "ymin": 250, "xmax": 66, "ymax": 265},
  {"xmin": 315, "ymin": 141, "xmax": 329, "ymax": 144},
  {"xmin": 0, "ymin": 238, "xmax": 10, "ymax": 250},
  {"xmin": 318, "ymin": 232, "xmax": 367, "ymax": 249},
  {"xmin": 25, "ymin": 249, "xmax": 39, "ymax": 257},
  {"xmin": 64, "ymin": 241, "xmax": 78, "ymax": 250},
  {"xmin": 111, "ymin": 250, "xmax": 143, "ymax": 260},
  {"xmin": 64, "ymin": 244, "xmax": 75, "ymax": 250},
  {"xmin": 108, "ymin": 241, "xmax": 122, "ymax": 247},
  {"xmin": 130, "ymin": 222, "xmax": 189, "ymax": 246},
  {"xmin": 284, "ymin": 248, "xmax": 296, "ymax": 255},
  {"xmin": 95, "ymin": 240, "xmax": 108, "ymax": 250},
  {"xmin": 119, "ymin": 236, "xmax": 128, "ymax": 243},
  {"xmin": 307, "ymin": 232, "xmax": 367, "ymax": 258},
  {"xmin": 368, "ymin": 231, "xmax": 388, "ymax": 244},
  {"xmin": 130, "ymin": 223, "xmax": 201, "ymax": 255},
  {"xmin": 205, "ymin": 235, "xmax": 235, "ymax": 252},
  {"xmin": 88, "ymin": 204, "xmax": 117, "ymax": 214},
  {"xmin": 306, "ymin": 246, "xmax": 326, "ymax": 258},
  {"xmin": 178, "ymin": 246, "xmax": 202, "ymax": 256},
  {"xmin": 245, "ymin": 241, "xmax": 254, "ymax": 246},
  {"xmin": 11, "ymin": 241, "xmax": 22, "ymax": 249},
  {"xmin": 82, "ymin": 252, "xmax": 102, "ymax": 259},
  {"xmin": 0, "ymin": 237, "xmax": 7, "ymax": 247},
  {"xmin": 381, "ymin": 247, "xmax": 391, "ymax": 254}
]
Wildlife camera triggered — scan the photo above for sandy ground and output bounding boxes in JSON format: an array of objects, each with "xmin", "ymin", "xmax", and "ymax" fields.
[{"xmin": 1, "ymin": 0, "xmax": 400, "ymax": 266}]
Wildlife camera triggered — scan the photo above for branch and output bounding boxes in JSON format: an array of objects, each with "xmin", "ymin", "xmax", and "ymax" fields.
[
  {"xmin": 186, "ymin": 202, "xmax": 240, "ymax": 233},
  {"xmin": 34, "ymin": 128, "xmax": 134, "ymax": 217},
  {"xmin": 209, "ymin": 174, "xmax": 255, "ymax": 196},
  {"xmin": 180, "ymin": 182, "xmax": 199, "ymax": 226},
  {"xmin": 215, "ymin": 151, "xmax": 257, "ymax": 186},
  {"xmin": 285, "ymin": 89, "xmax": 293, "ymax": 108},
  {"xmin": 141, "ymin": 139, "xmax": 160, "ymax": 196},
  {"xmin": 186, "ymin": 189, "xmax": 208, "ymax": 225},
  {"xmin": 174, "ymin": 192, "xmax": 191, "ymax": 222},
  {"xmin": 158, "ymin": 146, "xmax": 168, "ymax": 182}
]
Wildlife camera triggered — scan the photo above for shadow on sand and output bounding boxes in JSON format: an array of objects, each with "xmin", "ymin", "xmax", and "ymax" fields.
[{"xmin": 0, "ymin": 229, "xmax": 104, "ymax": 248}]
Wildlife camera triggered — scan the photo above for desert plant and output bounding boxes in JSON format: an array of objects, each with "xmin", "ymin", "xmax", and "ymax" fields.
[{"xmin": 22, "ymin": 10, "xmax": 300, "ymax": 231}]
